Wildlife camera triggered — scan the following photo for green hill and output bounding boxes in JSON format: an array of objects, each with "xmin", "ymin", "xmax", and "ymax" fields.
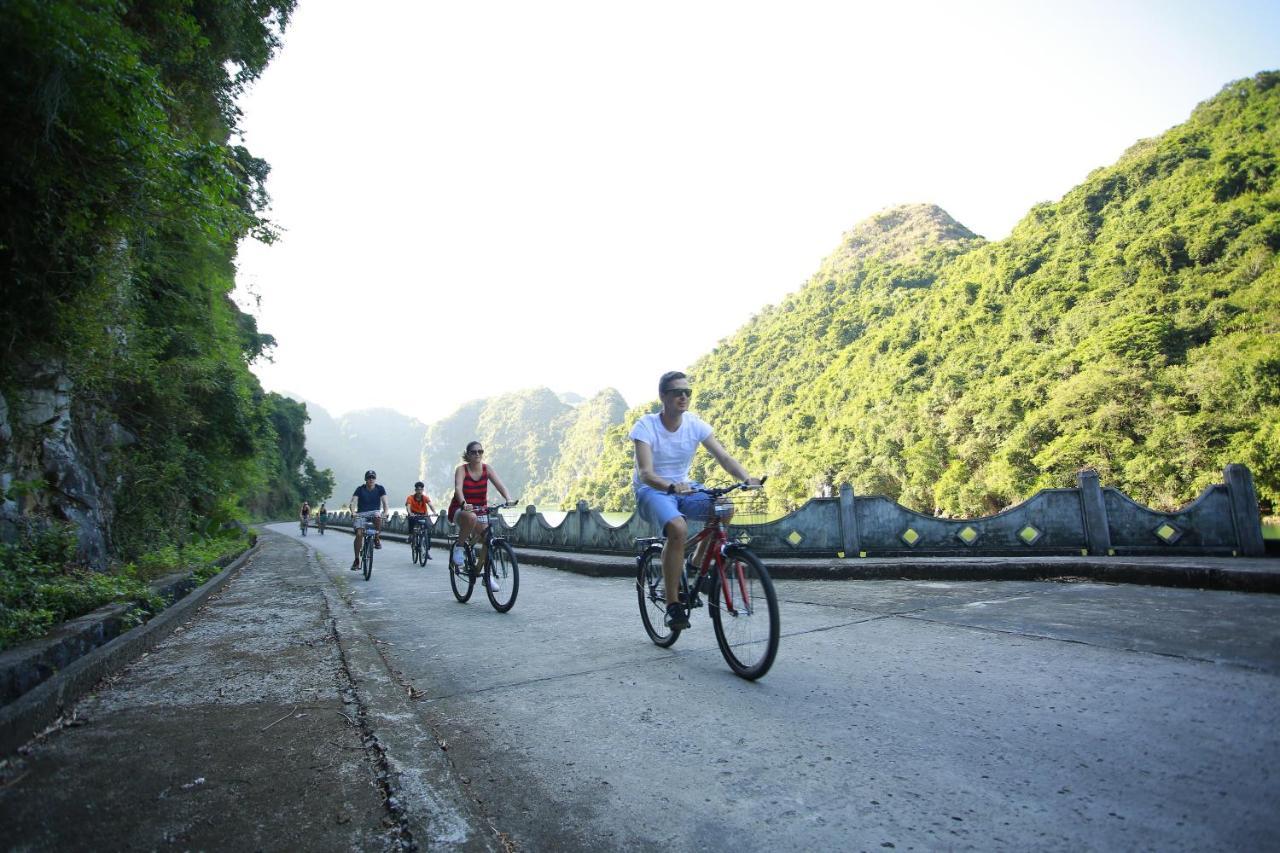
[
  {"xmin": 420, "ymin": 387, "xmax": 627, "ymax": 507},
  {"xmin": 524, "ymin": 389, "xmax": 629, "ymax": 508},
  {"xmin": 573, "ymin": 71, "xmax": 1280, "ymax": 516},
  {"xmin": 293, "ymin": 400, "xmax": 426, "ymax": 504}
]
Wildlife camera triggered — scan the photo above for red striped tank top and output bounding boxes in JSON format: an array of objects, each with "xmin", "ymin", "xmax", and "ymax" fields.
[{"xmin": 462, "ymin": 464, "xmax": 490, "ymax": 509}]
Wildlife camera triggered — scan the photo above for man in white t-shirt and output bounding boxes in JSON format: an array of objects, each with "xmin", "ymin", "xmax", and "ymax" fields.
[{"xmin": 631, "ymin": 371, "xmax": 760, "ymax": 629}]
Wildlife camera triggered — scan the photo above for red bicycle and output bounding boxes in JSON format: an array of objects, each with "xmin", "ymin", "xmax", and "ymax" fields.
[{"xmin": 635, "ymin": 482, "xmax": 780, "ymax": 679}]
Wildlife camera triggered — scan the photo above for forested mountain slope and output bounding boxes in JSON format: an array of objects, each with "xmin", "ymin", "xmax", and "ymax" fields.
[
  {"xmin": 420, "ymin": 388, "xmax": 627, "ymax": 505},
  {"xmin": 574, "ymin": 71, "xmax": 1280, "ymax": 515},
  {"xmin": 296, "ymin": 401, "xmax": 426, "ymax": 502},
  {"xmin": 0, "ymin": 2, "xmax": 329, "ymax": 561},
  {"xmin": 523, "ymin": 389, "xmax": 629, "ymax": 508}
]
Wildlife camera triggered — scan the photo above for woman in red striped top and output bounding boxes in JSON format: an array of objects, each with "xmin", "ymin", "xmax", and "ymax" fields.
[{"xmin": 449, "ymin": 441, "xmax": 513, "ymax": 583}]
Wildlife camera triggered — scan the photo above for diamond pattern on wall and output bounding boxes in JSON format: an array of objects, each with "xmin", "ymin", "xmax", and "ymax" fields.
[
  {"xmin": 786, "ymin": 530, "xmax": 804, "ymax": 546},
  {"xmin": 901, "ymin": 528, "xmax": 920, "ymax": 546},
  {"xmin": 957, "ymin": 526, "xmax": 979, "ymax": 546},
  {"xmin": 735, "ymin": 531, "xmax": 753, "ymax": 545},
  {"xmin": 1018, "ymin": 525, "xmax": 1043, "ymax": 545},
  {"xmin": 1154, "ymin": 522, "xmax": 1182, "ymax": 544}
]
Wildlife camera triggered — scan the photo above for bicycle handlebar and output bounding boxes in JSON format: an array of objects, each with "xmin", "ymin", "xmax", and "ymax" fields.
[{"xmin": 693, "ymin": 478, "xmax": 767, "ymax": 497}]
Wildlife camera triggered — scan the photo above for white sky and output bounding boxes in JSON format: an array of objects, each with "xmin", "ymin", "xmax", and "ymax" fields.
[{"xmin": 234, "ymin": 0, "xmax": 1280, "ymax": 423}]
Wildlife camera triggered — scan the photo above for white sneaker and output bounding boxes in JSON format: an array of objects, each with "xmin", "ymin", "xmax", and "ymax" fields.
[
  {"xmin": 452, "ymin": 546, "xmax": 465, "ymax": 565},
  {"xmin": 487, "ymin": 574, "xmax": 500, "ymax": 592}
]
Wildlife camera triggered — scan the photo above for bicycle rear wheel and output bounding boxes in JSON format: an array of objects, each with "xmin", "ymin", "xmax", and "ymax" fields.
[
  {"xmin": 485, "ymin": 541, "xmax": 519, "ymax": 612},
  {"xmin": 449, "ymin": 536, "xmax": 475, "ymax": 602},
  {"xmin": 636, "ymin": 547, "xmax": 683, "ymax": 647},
  {"xmin": 709, "ymin": 548, "xmax": 779, "ymax": 679},
  {"xmin": 362, "ymin": 536, "xmax": 374, "ymax": 581}
]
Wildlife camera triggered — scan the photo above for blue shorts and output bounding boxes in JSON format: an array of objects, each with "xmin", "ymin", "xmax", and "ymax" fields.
[{"xmin": 635, "ymin": 484, "xmax": 713, "ymax": 533}]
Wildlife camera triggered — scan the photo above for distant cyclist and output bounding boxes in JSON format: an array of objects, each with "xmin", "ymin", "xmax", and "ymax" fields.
[
  {"xmin": 299, "ymin": 500, "xmax": 311, "ymax": 531},
  {"xmin": 349, "ymin": 470, "xmax": 388, "ymax": 570},
  {"xmin": 317, "ymin": 503, "xmax": 328, "ymax": 533},
  {"xmin": 631, "ymin": 371, "xmax": 760, "ymax": 630},
  {"xmin": 405, "ymin": 482, "xmax": 436, "ymax": 560},
  {"xmin": 448, "ymin": 441, "xmax": 513, "ymax": 590}
]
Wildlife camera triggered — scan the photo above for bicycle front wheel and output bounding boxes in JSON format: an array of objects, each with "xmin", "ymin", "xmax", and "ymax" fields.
[
  {"xmin": 418, "ymin": 531, "xmax": 431, "ymax": 566},
  {"xmin": 636, "ymin": 548, "xmax": 681, "ymax": 647},
  {"xmin": 485, "ymin": 541, "xmax": 519, "ymax": 612},
  {"xmin": 362, "ymin": 537, "xmax": 374, "ymax": 581},
  {"xmin": 410, "ymin": 530, "xmax": 421, "ymax": 564},
  {"xmin": 449, "ymin": 537, "xmax": 475, "ymax": 602},
  {"xmin": 709, "ymin": 548, "xmax": 779, "ymax": 680}
]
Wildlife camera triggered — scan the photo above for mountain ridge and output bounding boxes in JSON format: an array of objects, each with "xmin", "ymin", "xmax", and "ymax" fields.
[{"xmin": 569, "ymin": 71, "xmax": 1280, "ymax": 514}]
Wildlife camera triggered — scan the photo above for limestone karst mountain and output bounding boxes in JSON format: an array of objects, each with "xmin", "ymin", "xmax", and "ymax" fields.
[{"xmin": 570, "ymin": 72, "xmax": 1280, "ymax": 515}]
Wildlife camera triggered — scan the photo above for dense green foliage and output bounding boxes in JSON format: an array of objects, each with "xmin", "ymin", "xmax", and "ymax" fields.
[
  {"xmin": 0, "ymin": 521, "xmax": 250, "ymax": 651},
  {"xmin": 244, "ymin": 394, "xmax": 335, "ymax": 517},
  {"xmin": 573, "ymin": 73, "xmax": 1280, "ymax": 515},
  {"xmin": 0, "ymin": 1, "xmax": 326, "ymax": 555}
]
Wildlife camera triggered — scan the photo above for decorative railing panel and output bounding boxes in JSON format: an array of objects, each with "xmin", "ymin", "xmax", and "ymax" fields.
[
  {"xmin": 320, "ymin": 465, "xmax": 1265, "ymax": 558},
  {"xmin": 854, "ymin": 489, "xmax": 1088, "ymax": 556},
  {"xmin": 1103, "ymin": 484, "xmax": 1238, "ymax": 554}
]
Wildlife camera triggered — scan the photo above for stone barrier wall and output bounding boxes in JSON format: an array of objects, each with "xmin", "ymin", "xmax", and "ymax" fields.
[{"xmin": 325, "ymin": 464, "xmax": 1266, "ymax": 558}]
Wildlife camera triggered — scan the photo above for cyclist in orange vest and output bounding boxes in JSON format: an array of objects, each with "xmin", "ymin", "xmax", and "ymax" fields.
[{"xmin": 405, "ymin": 482, "xmax": 436, "ymax": 560}]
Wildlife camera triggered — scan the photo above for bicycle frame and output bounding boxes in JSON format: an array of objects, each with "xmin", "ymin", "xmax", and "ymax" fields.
[
  {"xmin": 469, "ymin": 506, "xmax": 510, "ymax": 557},
  {"xmin": 684, "ymin": 514, "xmax": 754, "ymax": 617},
  {"xmin": 352, "ymin": 512, "xmax": 381, "ymax": 541}
]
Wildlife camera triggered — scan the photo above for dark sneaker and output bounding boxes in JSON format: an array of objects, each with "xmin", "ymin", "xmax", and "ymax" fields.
[
  {"xmin": 665, "ymin": 602, "xmax": 690, "ymax": 630},
  {"xmin": 374, "ymin": 538, "xmax": 382, "ymax": 550},
  {"xmin": 350, "ymin": 560, "xmax": 359, "ymax": 571}
]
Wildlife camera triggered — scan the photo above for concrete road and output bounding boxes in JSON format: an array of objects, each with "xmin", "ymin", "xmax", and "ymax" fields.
[{"xmin": 276, "ymin": 523, "xmax": 1280, "ymax": 851}]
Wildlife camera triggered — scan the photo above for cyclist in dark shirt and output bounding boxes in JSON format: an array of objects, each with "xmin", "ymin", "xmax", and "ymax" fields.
[{"xmin": 349, "ymin": 470, "xmax": 388, "ymax": 570}]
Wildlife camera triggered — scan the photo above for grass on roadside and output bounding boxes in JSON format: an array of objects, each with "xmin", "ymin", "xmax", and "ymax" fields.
[{"xmin": 0, "ymin": 523, "xmax": 251, "ymax": 652}]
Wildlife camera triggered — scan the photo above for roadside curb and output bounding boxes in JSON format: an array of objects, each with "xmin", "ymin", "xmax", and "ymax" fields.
[
  {"xmin": 313, "ymin": 547, "xmax": 500, "ymax": 852},
  {"xmin": 319, "ymin": 524, "xmax": 1280, "ymax": 593},
  {"xmin": 511, "ymin": 550, "xmax": 1280, "ymax": 593},
  {"xmin": 0, "ymin": 542, "xmax": 260, "ymax": 756}
]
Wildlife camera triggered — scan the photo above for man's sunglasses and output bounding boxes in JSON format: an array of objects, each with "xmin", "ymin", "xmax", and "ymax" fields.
[{"xmin": 663, "ymin": 388, "xmax": 692, "ymax": 398}]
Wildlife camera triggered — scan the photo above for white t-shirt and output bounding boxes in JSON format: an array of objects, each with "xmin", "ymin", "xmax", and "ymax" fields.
[{"xmin": 630, "ymin": 412, "xmax": 713, "ymax": 487}]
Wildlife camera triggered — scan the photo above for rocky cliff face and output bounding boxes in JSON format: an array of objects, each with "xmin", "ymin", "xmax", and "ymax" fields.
[{"xmin": 0, "ymin": 370, "xmax": 130, "ymax": 569}]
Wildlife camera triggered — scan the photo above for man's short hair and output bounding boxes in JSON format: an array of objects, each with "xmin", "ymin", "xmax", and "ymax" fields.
[{"xmin": 658, "ymin": 371, "xmax": 687, "ymax": 394}]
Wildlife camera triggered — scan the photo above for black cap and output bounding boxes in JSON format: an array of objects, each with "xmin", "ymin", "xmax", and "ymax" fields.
[{"xmin": 365, "ymin": 470, "xmax": 377, "ymax": 479}]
